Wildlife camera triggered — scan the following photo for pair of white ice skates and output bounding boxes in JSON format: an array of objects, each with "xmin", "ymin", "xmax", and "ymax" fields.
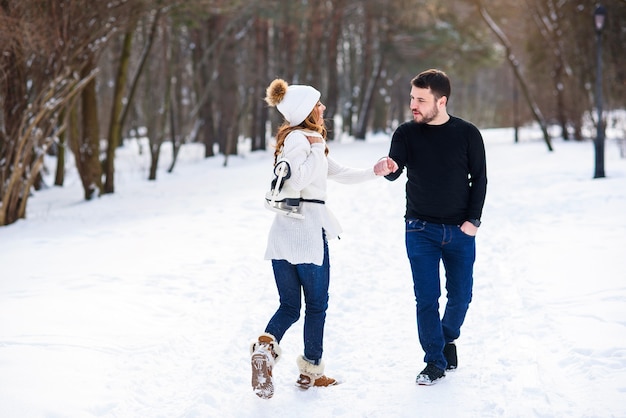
[{"xmin": 264, "ymin": 158, "xmax": 305, "ymax": 219}]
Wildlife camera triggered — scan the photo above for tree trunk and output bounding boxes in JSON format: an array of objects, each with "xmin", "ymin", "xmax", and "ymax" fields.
[
  {"xmin": 342, "ymin": 32, "xmax": 358, "ymax": 136},
  {"xmin": 354, "ymin": 7, "xmax": 374, "ymax": 140},
  {"xmin": 324, "ymin": 0, "xmax": 346, "ymax": 140},
  {"xmin": 199, "ymin": 17, "xmax": 218, "ymax": 158},
  {"xmin": 104, "ymin": 26, "xmax": 134, "ymax": 194},
  {"xmin": 303, "ymin": 0, "xmax": 324, "ymax": 86},
  {"xmin": 190, "ymin": 24, "xmax": 214, "ymax": 158},
  {"xmin": 529, "ymin": 0, "xmax": 569, "ymax": 140},
  {"xmin": 216, "ymin": 13, "xmax": 239, "ymax": 165},
  {"xmin": 147, "ymin": 17, "xmax": 171, "ymax": 181},
  {"xmin": 475, "ymin": 0, "xmax": 553, "ymax": 151},
  {"xmin": 355, "ymin": 55, "xmax": 384, "ymax": 140},
  {"xmin": 54, "ymin": 109, "xmax": 66, "ymax": 186},
  {"xmin": 68, "ymin": 102, "xmax": 80, "ymax": 178},
  {"xmin": 77, "ymin": 58, "xmax": 104, "ymax": 200},
  {"xmin": 250, "ymin": 17, "xmax": 269, "ymax": 151},
  {"xmin": 277, "ymin": 4, "xmax": 297, "ymax": 81},
  {"xmin": 149, "ymin": 141, "xmax": 162, "ymax": 181},
  {"xmin": 120, "ymin": 9, "xmax": 161, "ymax": 133},
  {"xmin": 0, "ymin": 5, "xmax": 28, "ymax": 207},
  {"xmin": 167, "ymin": 25, "xmax": 185, "ymax": 174},
  {"xmin": 167, "ymin": 94, "xmax": 181, "ymax": 173}
]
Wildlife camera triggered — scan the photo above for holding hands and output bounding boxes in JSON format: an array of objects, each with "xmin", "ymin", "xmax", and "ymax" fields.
[{"xmin": 374, "ymin": 156, "xmax": 398, "ymax": 176}]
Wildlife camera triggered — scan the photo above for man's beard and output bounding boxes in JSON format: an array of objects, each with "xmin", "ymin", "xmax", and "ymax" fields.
[{"xmin": 413, "ymin": 105, "xmax": 438, "ymax": 124}]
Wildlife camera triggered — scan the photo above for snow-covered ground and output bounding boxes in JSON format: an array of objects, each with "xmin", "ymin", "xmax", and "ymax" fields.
[{"xmin": 1, "ymin": 127, "xmax": 625, "ymax": 417}]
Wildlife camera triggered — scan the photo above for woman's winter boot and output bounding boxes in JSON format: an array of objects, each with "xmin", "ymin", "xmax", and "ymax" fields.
[
  {"xmin": 295, "ymin": 355, "xmax": 337, "ymax": 389},
  {"xmin": 250, "ymin": 333, "xmax": 281, "ymax": 399}
]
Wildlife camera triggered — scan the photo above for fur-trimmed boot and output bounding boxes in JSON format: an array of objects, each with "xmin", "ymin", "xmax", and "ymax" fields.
[
  {"xmin": 250, "ymin": 333, "xmax": 282, "ymax": 399},
  {"xmin": 295, "ymin": 355, "xmax": 338, "ymax": 389}
]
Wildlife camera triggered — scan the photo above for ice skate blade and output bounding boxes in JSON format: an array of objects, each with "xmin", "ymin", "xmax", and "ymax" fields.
[{"xmin": 264, "ymin": 200, "xmax": 304, "ymax": 219}]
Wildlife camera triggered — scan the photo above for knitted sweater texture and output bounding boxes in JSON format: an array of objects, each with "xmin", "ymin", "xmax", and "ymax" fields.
[
  {"xmin": 385, "ymin": 116, "xmax": 487, "ymax": 224},
  {"xmin": 264, "ymin": 130, "xmax": 377, "ymax": 266}
]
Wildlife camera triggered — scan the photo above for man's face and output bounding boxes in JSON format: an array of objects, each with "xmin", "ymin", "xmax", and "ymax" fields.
[{"xmin": 410, "ymin": 86, "xmax": 438, "ymax": 124}]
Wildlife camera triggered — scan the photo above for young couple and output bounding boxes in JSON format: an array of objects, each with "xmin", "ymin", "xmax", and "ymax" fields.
[{"xmin": 250, "ymin": 69, "xmax": 487, "ymax": 399}]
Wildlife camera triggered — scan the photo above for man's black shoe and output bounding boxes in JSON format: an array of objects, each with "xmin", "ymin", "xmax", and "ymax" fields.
[
  {"xmin": 444, "ymin": 342, "xmax": 457, "ymax": 370},
  {"xmin": 416, "ymin": 362, "xmax": 445, "ymax": 385}
]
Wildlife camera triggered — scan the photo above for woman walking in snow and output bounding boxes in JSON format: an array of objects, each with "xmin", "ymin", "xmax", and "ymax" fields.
[{"xmin": 250, "ymin": 79, "xmax": 396, "ymax": 399}]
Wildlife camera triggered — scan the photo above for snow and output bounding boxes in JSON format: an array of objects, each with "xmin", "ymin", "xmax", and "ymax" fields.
[{"xmin": 1, "ymin": 127, "xmax": 625, "ymax": 418}]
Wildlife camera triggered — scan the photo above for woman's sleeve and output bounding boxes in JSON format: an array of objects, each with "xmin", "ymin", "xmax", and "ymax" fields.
[{"xmin": 327, "ymin": 156, "xmax": 377, "ymax": 184}]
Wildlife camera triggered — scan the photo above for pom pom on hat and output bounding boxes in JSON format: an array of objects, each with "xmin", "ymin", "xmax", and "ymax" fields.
[
  {"xmin": 265, "ymin": 79, "xmax": 288, "ymax": 107},
  {"xmin": 265, "ymin": 78, "xmax": 321, "ymax": 127}
]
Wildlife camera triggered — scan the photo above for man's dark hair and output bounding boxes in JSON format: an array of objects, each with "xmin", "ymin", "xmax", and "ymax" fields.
[{"xmin": 411, "ymin": 69, "xmax": 451, "ymax": 101}]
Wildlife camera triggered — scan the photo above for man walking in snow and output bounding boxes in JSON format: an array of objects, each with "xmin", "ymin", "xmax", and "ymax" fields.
[{"xmin": 374, "ymin": 69, "xmax": 487, "ymax": 385}]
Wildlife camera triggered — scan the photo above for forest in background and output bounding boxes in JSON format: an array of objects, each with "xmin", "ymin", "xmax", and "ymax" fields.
[{"xmin": 1, "ymin": 0, "xmax": 625, "ymax": 226}]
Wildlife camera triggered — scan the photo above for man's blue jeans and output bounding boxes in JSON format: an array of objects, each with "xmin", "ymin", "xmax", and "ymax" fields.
[
  {"xmin": 406, "ymin": 219, "xmax": 475, "ymax": 371},
  {"xmin": 265, "ymin": 234, "xmax": 330, "ymax": 364}
]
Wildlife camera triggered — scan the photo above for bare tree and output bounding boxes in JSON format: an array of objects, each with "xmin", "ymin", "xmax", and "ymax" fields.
[
  {"xmin": 250, "ymin": 16, "xmax": 270, "ymax": 151},
  {"xmin": 324, "ymin": 0, "xmax": 347, "ymax": 140},
  {"xmin": 215, "ymin": 11, "xmax": 241, "ymax": 166},
  {"xmin": 473, "ymin": 0, "xmax": 553, "ymax": 151},
  {"xmin": 0, "ymin": 71, "xmax": 95, "ymax": 225},
  {"xmin": 76, "ymin": 57, "xmax": 105, "ymax": 199},
  {"xmin": 0, "ymin": 0, "xmax": 129, "ymax": 224},
  {"xmin": 103, "ymin": 24, "xmax": 137, "ymax": 194}
]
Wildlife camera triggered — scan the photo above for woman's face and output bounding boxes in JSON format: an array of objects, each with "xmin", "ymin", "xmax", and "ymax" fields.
[{"xmin": 315, "ymin": 101, "xmax": 326, "ymax": 123}]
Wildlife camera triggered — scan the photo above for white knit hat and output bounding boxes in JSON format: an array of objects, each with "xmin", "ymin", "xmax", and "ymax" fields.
[{"xmin": 265, "ymin": 79, "xmax": 321, "ymax": 127}]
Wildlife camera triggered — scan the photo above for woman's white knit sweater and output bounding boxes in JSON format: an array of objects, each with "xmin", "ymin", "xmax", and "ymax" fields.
[{"xmin": 264, "ymin": 130, "xmax": 377, "ymax": 266}]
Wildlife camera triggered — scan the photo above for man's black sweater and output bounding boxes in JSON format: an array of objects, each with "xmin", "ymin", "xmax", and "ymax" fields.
[{"xmin": 386, "ymin": 116, "xmax": 487, "ymax": 225}]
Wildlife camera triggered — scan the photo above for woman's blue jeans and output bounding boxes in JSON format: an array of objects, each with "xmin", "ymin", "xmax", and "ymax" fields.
[
  {"xmin": 406, "ymin": 219, "xmax": 475, "ymax": 371},
  {"xmin": 265, "ymin": 233, "xmax": 330, "ymax": 364}
]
